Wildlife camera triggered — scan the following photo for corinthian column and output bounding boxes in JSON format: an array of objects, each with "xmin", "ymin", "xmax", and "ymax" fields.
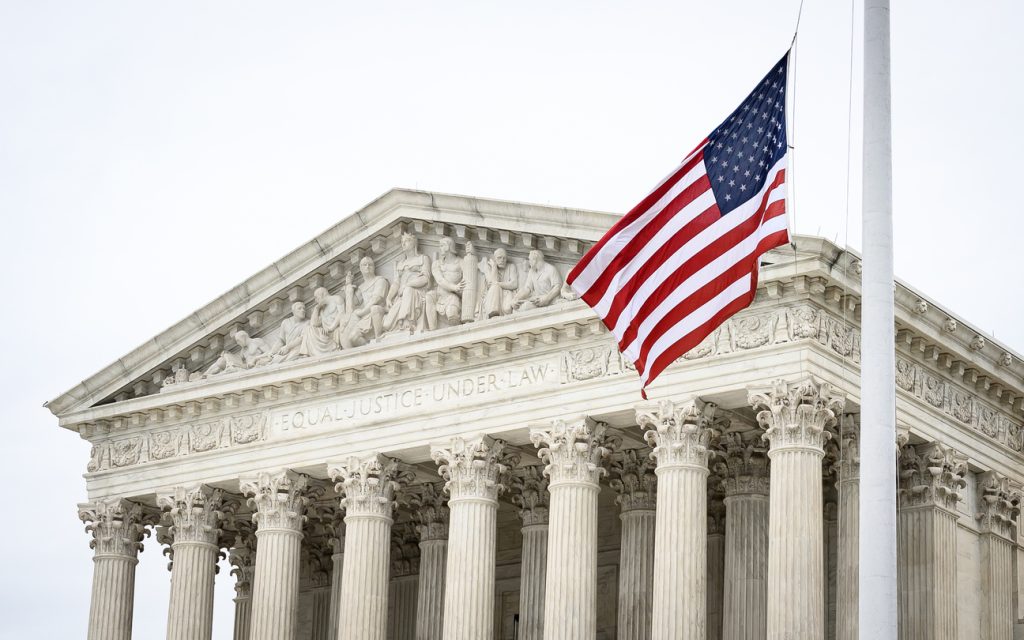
[
  {"xmin": 530, "ymin": 418, "xmax": 615, "ymax": 640},
  {"xmin": 78, "ymin": 498, "xmax": 155, "ymax": 640},
  {"xmin": 749, "ymin": 378, "xmax": 845, "ymax": 640},
  {"xmin": 328, "ymin": 454, "xmax": 411, "ymax": 640},
  {"xmin": 228, "ymin": 525, "xmax": 257, "ymax": 640},
  {"xmin": 834, "ymin": 418, "xmax": 859, "ymax": 640},
  {"xmin": 158, "ymin": 486, "xmax": 230, "ymax": 640},
  {"xmin": 508, "ymin": 465, "xmax": 550, "ymax": 640},
  {"xmin": 718, "ymin": 430, "xmax": 769, "ymax": 640},
  {"xmin": 976, "ymin": 471, "xmax": 1022, "ymax": 640},
  {"xmin": 706, "ymin": 477, "xmax": 726, "ymax": 640},
  {"xmin": 240, "ymin": 470, "xmax": 318, "ymax": 640},
  {"xmin": 431, "ymin": 435, "xmax": 517, "ymax": 640},
  {"xmin": 388, "ymin": 522, "xmax": 420, "ymax": 640},
  {"xmin": 328, "ymin": 532, "xmax": 344, "ymax": 640},
  {"xmin": 636, "ymin": 400, "xmax": 721, "ymax": 640},
  {"xmin": 896, "ymin": 442, "xmax": 967, "ymax": 640},
  {"xmin": 303, "ymin": 510, "xmax": 337, "ymax": 640},
  {"xmin": 609, "ymin": 449, "xmax": 657, "ymax": 640},
  {"xmin": 410, "ymin": 482, "xmax": 449, "ymax": 640}
]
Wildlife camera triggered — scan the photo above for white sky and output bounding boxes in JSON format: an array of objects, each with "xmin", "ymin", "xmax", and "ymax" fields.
[{"xmin": 2, "ymin": 1, "xmax": 1021, "ymax": 637}]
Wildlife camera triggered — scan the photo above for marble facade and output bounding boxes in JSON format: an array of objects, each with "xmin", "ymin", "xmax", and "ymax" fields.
[{"xmin": 50, "ymin": 189, "xmax": 1024, "ymax": 639}]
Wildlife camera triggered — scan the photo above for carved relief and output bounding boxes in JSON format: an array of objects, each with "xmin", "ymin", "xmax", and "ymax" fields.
[
  {"xmin": 898, "ymin": 443, "xmax": 967, "ymax": 512},
  {"xmin": 79, "ymin": 498, "xmax": 158, "ymax": 557},
  {"xmin": 431, "ymin": 435, "xmax": 519, "ymax": 501},
  {"xmin": 608, "ymin": 449, "xmax": 657, "ymax": 512},
  {"xmin": 637, "ymin": 399, "xmax": 724, "ymax": 469},
  {"xmin": 156, "ymin": 485, "xmax": 232, "ymax": 546},
  {"xmin": 530, "ymin": 418, "xmax": 617, "ymax": 485},
  {"xmin": 975, "ymin": 471, "xmax": 1022, "ymax": 539},
  {"xmin": 409, "ymin": 482, "xmax": 449, "ymax": 541},
  {"xmin": 748, "ymin": 378, "xmax": 845, "ymax": 451},
  {"xmin": 507, "ymin": 465, "xmax": 550, "ymax": 526},
  {"xmin": 328, "ymin": 454, "xmax": 412, "ymax": 519}
]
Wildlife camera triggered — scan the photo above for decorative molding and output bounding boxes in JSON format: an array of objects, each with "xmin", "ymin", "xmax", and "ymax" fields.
[
  {"xmin": 636, "ymin": 399, "xmax": 724, "ymax": 470},
  {"xmin": 430, "ymin": 435, "xmax": 518, "ymax": 502},
  {"xmin": 975, "ymin": 471, "xmax": 1022, "ymax": 540},
  {"xmin": 78, "ymin": 498, "xmax": 157, "ymax": 558},
  {"xmin": 897, "ymin": 443, "xmax": 968, "ymax": 512},
  {"xmin": 530, "ymin": 418, "xmax": 617, "ymax": 486},
  {"xmin": 608, "ymin": 449, "xmax": 657, "ymax": 512},
  {"xmin": 749, "ymin": 378, "xmax": 845, "ymax": 452}
]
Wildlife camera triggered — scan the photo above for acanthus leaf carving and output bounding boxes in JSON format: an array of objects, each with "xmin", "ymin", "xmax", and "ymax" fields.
[
  {"xmin": 78, "ymin": 498, "xmax": 159, "ymax": 558},
  {"xmin": 608, "ymin": 448, "xmax": 657, "ymax": 512},
  {"xmin": 748, "ymin": 378, "xmax": 844, "ymax": 452},
  {"xmin": 156, "ymin": 485, "xmax": 233, "ymax": 547},
  {"xmin": 408, "ymin": 482, "xmax": 450, "ymax": 541},
  {"xmin": 975, "ymin": 471, "xmax": 1022, "ymax": 539},
  {"xmin": 897, "ymin": 443, "xmax": 967, "ymax": 512},
  {"xmin": 328, "ymin": 454, "xmax": 412, "ymax": 520},
  {"xmin": 530, "ymin": 418, "xmax": 617, "ymax": 486},
  {"xmin": 507, "ymin": 465, "xmax": 550, "ymax": 526},
  {"xmin": 240, "ymin": 470, "xmax": 319, "ymax": 532},
  {"xmin": 431, "ymin": 435, "xmax": 519, "ymax": 502}
]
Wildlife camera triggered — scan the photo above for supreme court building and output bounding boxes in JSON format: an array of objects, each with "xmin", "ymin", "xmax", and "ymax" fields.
[{"xmin": 49, "ymin": 189, "xmax": 1024, "ymax": 640}]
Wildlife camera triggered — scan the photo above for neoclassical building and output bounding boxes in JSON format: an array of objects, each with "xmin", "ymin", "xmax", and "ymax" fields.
[{"xmin": 50, "ymin": 189, "xmax": 1024, "ymax": 640}]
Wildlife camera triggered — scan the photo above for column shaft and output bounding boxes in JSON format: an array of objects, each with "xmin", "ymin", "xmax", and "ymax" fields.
[
  {"xmin": 88, "ymin": 555, "xmax": 138, "ymax": 640},
  {"xmin": 722, "ymin": 494, "xmax": 769, "ymax": 640},
  {"xmin": 618, "ymin": 510, "xmax": 656, "ymax": 640},
  {"xmin": 310, "ymin": 587, "xmax": 332, "ymax": 640},
  {"xmin": 166, "ymin": 542, "xmax": 219, "ymax": 640},
  {"xmin": 443, "ymin": 498, "xmax": 497, "ymax": 639},
  {"xmin": 836, "ymin": 476, "xmax": 859, "ymax": 640},
  {"xmin": 233, "ymin": 595, "xmax": 252, "ymax": 640},
  {"xmin": 389, "ymin": 575, "xmax": 418, "ymax": 640},
  {"xmin": 651, "ymin": 466, "xmax": 707, "ymax": 638},
  {"xmin": 897, "ymin": 507, "xmax": 958, "ymax": 639},
  {"xmin": 979, "ymin": 534, "xmax": 1014, "ymax": 640},
  {"xmin": 329, "ymin": 545, "xmax": 343, "ymax": 640},
  {"xmin": 518, "ymin": 524, "xmax": 548, "ymax": 640},
  {"xmin": 707, "ymin": 531, "xmax": 725, "ymax": 640},
  {"xmin": 544, "ymin": 482, "xmax": 599, "ymax": 639},
  {"xmin": 416, "ymin": 539, "xmax": 447, "ymax": 640},
  {"xmin": 250, "ymin": 530, "xmax": 303, "ymax": 640},
  {"xmin": 339, "ymin": 516, "xmax": 391, "ymax": 640}
]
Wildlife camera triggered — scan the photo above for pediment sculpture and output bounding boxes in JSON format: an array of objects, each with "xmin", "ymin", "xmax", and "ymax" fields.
[{"xmin": 164, "ymin": 231, "xmax": 580, "ymax": 390}]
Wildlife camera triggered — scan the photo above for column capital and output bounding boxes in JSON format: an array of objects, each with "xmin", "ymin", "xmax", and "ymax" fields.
[
  {"xmin": 409, "ymin": 482, "xmax": 449, "ymax": 541},
  {"xmin": 708, "ymin": 473, "xmax": 727, "ymax": 535},
  {"xmin": 329, "ymin": 454, "xmax": 412, "ymax": 520},
  {"xmin": 78, "ymin": 497, "xmax": 157, "ymax": 559},
  {"xmin": 833, "ymin": 414, "xmax": 861, "ymax": 480},
  {"xmin": 748, "ymin": 378, "xmax": 845, "ymax": 452},
  {"xmin": 303, "ymin": 527, "xmax": 336, "ymax": 588},
  {"xmin": 976, "ymin": 470, "xmax": 1022, "ymax": 539},
  {"xmin": 637, "ymin": 399, "xmax": 723, "ymax": 470},
  {"xmin": 391, "ymin": 522, "xmax": 421, "ymax": 577},
  {"xmin": 898, "ymin": 442, "xmax": 968, "ymax": 512},
  {"xmin": 157, "ymin": 485, "xmax": 232, "ymax": 547},
  {"xmin": 508, "ymin": 465, "xmax": 550, "ymax": 526},
  {"xmin": 609, "ymin": 448, "xmax": 657, "ymax": 512},
  {"xmin": 717, "ymin": 430, "xmax": 769, "ymax": 496},
  {"xmin": 530, "ymin": 417, "xmax": 617, "ymax": 486},
  {"xmin": 228, "ymin": 523, "xmax": 257, "ymax": 599},
  {"xmin": 431, "ymin": 435, "xmax": 518, "ymax": 501},
  {"xmin": 240, "ymin": 470, "xmax": 319, "ymax": 533}
]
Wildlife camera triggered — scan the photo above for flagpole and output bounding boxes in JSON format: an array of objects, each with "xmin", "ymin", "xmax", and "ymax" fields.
[{"xmin": 860, "ymin": 0, "xmax": 898, "ymax": 638}]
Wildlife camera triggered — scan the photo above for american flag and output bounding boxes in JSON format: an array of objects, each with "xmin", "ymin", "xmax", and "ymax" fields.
[{"xmin": 567, "ymin": 54, "xmax": 791, "ymax": 397}]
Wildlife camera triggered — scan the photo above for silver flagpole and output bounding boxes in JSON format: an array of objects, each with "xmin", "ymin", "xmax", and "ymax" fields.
[{"xmin": 860, "ymin": 0, "xmax": 898, "ymax": 638}]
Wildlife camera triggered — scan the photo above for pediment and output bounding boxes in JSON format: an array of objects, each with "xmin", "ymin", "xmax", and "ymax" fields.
[{"xmin": 47, "ymin": 189, "xmax": 620, "ymax": 420}]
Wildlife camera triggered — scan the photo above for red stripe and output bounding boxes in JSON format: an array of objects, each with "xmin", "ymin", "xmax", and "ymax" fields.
[
  {"xmin": 568, "ymin": 144, "xmax": 708, "ymax": 284},
  {"xmin": 613, "ymin": 169, "xmax": 786, "ymax": 351}
]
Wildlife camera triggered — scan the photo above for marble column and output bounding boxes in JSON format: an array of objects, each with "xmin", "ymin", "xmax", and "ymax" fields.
[
  {"xmin": 78, "ymin": 498, "xmax": 155, "ymax": 640},
  {"xmin": 431, "ymin": 435, "xmax": 517, "ymax": 640},
  {"xmin": 834, "ymin": 419, "xmax": 859, "ymax": 640},
  {"xmin": 823, "ymin": 486, "xmax": 838, "ymax": 640},
  {"xmin": 976, "ymin": 471, "xmax": 1022, "ymax": 640},
  {"xmin": 303, "ymin": 516, "xmax": 337, "ymax": 640},
  {"xmin": 896, "ymin": 442, "xmax": 967, "ymax": 640},
  {"xmin": 637, "ymin": 400, "xmax": 721, "ymax": 640},
  {"xmin": 508, "ymin": 465, "xmax": 550, "ymax": 640},
  {"xmin": 749, "ymin": 378, "xmax": 845, "ymax": 640},
  {"xmin": 410, "ymin": 482, "xmax": 449, "ymax": 640},
  {"xmin": 158, "ymin": 485, "xmax": 229, "ymax": 640},
  {"xmin": 531, "ymin": 418, "xmax": 615, "ymax": 640},
  {"xmin": 240, "ymin": 470, "xmax": 317, "ymax": 640},
  {"xmin": 388, "ymin": 522, "xmax": 420, "ymax": 640},
  {"xmin": 706, "ymin": 478, "xmax": 726, "ymax": 640},
  {"xmin": 719, "ymin": 431, "xmax": 769, "ymax": 640},
  {"xmin": 328, "ymin": 534, "xmax": 344, "ymax": 640},
  {"xmin": 228, "ymin": 526, "xmax": 257, "ymax": 640},
  {"xmin": 609, "ymin": 448, "xmax": 657, "ymax": 640},
  {"xmin": 328, "ymin": 454, "xmax": 411, "ymax": 640}
]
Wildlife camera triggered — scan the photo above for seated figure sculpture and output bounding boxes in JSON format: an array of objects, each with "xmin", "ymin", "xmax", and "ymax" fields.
[
  {"xmin": 514, "ymin": 249, "xmax": 562, "ymax": 311},
  {"xmin": 481, "ymin": 247, "xmax": 519, "ymax": 319},
  {"xmin": 195, "ymin": 330, "xmax": 273, "ymax": 379},
  {"xmin": 270, "ymin": 301, "xmax": 310, "ymax": 363},
  {"xmin": 383, "ymin": 232, "xmax": 432, "ymax": 334},
  {"xmin": 341, "ymin": 257, "xmax": 389, "ymax": 349},
  {"xmin": 302, "ymin": 286, "xmax": 348, "ymax": 357},
  {"xmin": 427, "ymin": 237, "xmax": 464, "ymax": 328}
]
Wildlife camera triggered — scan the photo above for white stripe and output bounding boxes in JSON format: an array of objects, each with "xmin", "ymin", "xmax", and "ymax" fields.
[
  {"xmin": 610, "ymin": 159, "xmax": 787, "ymax": 342},
  {"xmin": 639, "ymin": 274, "xmax": 753, "ymax": 387},
  {"xmin": 622, "ymin": 211, "xmax": 787, "ymax": 363},
  {"xmin": 571, "ymin": 157, "xmax": 708, "ymax": 294}
]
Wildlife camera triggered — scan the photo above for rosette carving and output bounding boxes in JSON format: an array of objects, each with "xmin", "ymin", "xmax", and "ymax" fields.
[
  {"xmin": 409, "ymin": 482, "xmax": 450, "ymax": 541},
  {"xmin": 609, "ymin": 448, "xmax": 657, "ymax": 512},
  {"xmin": 975, "ymin": 471, "xmax": 1022, "ymax": 540},
  {"xmin": 507, "ymin": 465, "xmax": 550, "ymax": 526},
  {"xmin": 530, "ymin": 418, "xmax": 617, "ymax": 485},
  {"xmin": 431, "ymin": 435, "xmax": 518, "ymax": 501},
  {"xmin": 898, "ymin": 443, "xmax": 967, "ymax": 512},
  {"xmin": 240, "ymin": 470, "xmax": 318, "ymax": 532},
  {"xmin": 748, "ymin": 378, "xmax": 845, "ymax": 451},
  {"xmin": 637, "ymin": 399, "xmax": 723, "ymax": 470},
  {"xmin": 78, "ymin": 498, "xmax": 158, "ymax": 558},
  {"xmin": 156, "ymin": 485, "xmax": 231, "ymax": 546},
  {"xmin": 328, "ymin": 454, "xmax": 412, "ymax": 519}
]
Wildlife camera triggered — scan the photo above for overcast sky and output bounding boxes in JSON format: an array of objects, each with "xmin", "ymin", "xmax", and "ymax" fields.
[{"xmin": 2, "ymin": 1, "xmax": 1021, "ymax": 637}]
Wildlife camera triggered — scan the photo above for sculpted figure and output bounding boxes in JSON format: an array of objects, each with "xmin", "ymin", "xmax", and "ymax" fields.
[
  {"xmin": 427, "ymin": 237, "xmax": 464, "ymax": 327},
  {"xmin": 560, "ymin": 281, "xmax": 579, "ymax": 302},
  {"xmin": 514, "ymin": 250, "xmax": 562, "ymax": 311},
  {"xmin": 301, "ymin": 286, "xmax": 348, "ymax": 357},
  {"xmin": 481, "ymin": 247, "xmax": 519, "ymax": 318},
  {"xmin": 383, "ymin": 232, "xmax": 432, "ymax": 333},
  {"xmin": 461, "ymin": 241, "xmax": 482, "ymax": 322},
  {"xmin": 341, "ymin": 257, "xmax": 388, "ymax": 348},
  {"xmin": 271, "ymin": 301, "xmax": 311, "ymax": 363},
  {"xmin": 198, "ymin": 330, "xmax": 273, "ymax": 378}
]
